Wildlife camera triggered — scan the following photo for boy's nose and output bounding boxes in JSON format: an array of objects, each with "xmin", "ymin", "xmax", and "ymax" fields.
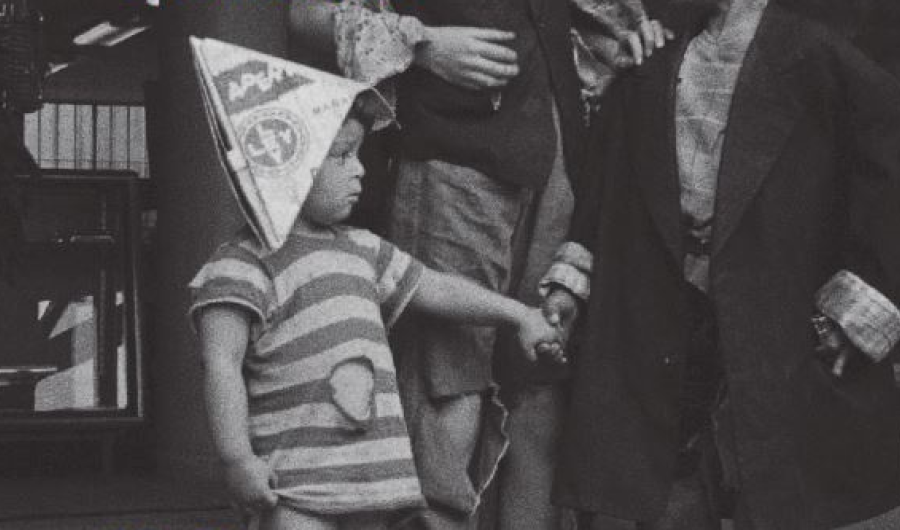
[{"xmin": 348, "ymin": 157, "xmax": 365, "ymax": 179}]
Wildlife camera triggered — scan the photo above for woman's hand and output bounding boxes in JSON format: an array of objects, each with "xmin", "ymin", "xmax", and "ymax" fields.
[
  {"xmin": 618, "ymin": 18, "xmax": 674, "ymax": 67},
  {"xmin": 414, "ymin": 26, "xmax": 520, "ymax": 90}
]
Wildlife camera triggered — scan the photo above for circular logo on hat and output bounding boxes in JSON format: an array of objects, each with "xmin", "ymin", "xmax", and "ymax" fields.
[{"xmin": 239, "ymin": 109, "xmax": 308, "ymax": 177}]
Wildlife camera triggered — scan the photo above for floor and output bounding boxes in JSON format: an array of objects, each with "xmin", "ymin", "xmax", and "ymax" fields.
[
  {"xmin": 2, "ymin": 510, "xmax": 240, "ymax": 530},
  {"xmin": 1, "ymin": 475, "xmax": 899, "ymax": 530},
  {"xmin": 0, "ymin": 475, "xmax": 240, "ymax": 530}
]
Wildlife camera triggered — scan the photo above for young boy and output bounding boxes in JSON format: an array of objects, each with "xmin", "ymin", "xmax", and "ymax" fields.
[{"xmin": 189, "ymin": 114, "xmax": 562, "ymax": 530}]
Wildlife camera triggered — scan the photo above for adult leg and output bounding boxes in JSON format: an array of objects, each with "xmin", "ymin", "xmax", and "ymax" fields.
[
  {"xmin": 637, "ymin": 472, "xmax": 721, "ymax": 530},
  {"xmin": 493, "ymin": 109, "xmax": 574, "ymax": 530},
  {"xmin": 389, "ymin": 159, "xmax": 529, "ymax": 530},
  {"xmin": 495, "ymin": 384, "xmax": 567, "ymax": 530}
]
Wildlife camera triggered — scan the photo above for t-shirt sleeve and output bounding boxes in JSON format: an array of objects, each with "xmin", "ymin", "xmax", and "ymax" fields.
[
  {"xmin": 372, "ymin": 236, "xmax": 424, "ymax": 327},
  {"xmin": 188, "ymin": 241, "xmax": 274, "ymax": 327}
]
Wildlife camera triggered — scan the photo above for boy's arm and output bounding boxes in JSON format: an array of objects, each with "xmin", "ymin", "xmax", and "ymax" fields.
[
  {"xmin": 196, "ymin": 305, "xmax": 277, "ymax": 515},
  {"xmin": 408, "ymin": 268, "xmax": 562, "ymax": 361}
]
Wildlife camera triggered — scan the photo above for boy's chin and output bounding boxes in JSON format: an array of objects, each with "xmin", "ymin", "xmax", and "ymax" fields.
[
  {"xmin": 306, "ymin": 209, "xmax": 353, "ymax": 228},
  {"xmin": 671, "ymin": 0, "xmax": 723, "ymax": 9}
]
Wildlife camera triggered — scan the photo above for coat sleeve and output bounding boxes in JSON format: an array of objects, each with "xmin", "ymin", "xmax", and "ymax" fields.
[
  {"xmin": 538, "ymin": 77, "xmax": 630, "ymax": 300},
  {"xmin": 822, "ymin": 37, "xmax": 900, "ymax": 362}
]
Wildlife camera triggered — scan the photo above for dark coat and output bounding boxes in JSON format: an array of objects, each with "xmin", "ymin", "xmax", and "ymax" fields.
[
  {"xmin": 554, "ymin": 4, "xmax": 900, "ymax": 528},
  {"xmin": 394, "ymin": 0, "xmax": 585, "ymax": 189}
]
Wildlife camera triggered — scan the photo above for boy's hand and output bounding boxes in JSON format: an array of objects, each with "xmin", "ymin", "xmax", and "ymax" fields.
[
  {"xmin": 517, "ymin": 307, "xmax": 563, "ymax": 362},
  {"xmin": 223, "ymin": 456, "xmax": 278, "ymax": 518}
]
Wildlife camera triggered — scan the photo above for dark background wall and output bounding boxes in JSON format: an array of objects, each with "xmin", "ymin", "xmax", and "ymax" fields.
[{"xmin": 150, "ymin": 0, "xmax": 287, "ymax": 484}]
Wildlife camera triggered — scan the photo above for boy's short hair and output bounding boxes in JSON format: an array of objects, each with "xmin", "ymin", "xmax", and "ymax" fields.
[{"xmin": 350, "ymin": 91, "xmax": 393, "ymax": 131}]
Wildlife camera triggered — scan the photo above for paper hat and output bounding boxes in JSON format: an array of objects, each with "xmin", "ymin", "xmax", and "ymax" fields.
[{"xmin": 190, "ymin": 37, "xmax": 392, "ymax": 251}]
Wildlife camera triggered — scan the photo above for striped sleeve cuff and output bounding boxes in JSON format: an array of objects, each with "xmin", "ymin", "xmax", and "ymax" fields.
[
  {"xmin": 815, "ymin": 270, "xmax": 900, "ymax": 362},
  {"xmin": 538, "ymin": 242, "xmax": 594, "ymax": 301}
]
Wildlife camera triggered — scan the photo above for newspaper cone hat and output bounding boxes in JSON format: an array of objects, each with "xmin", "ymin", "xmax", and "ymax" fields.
[{"xmin": 190, "ymin": 37, "xmax": 392, "ymax": 251}]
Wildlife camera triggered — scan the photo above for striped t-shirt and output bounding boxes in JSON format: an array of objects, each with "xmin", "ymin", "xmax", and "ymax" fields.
[{"xmin": 189, "ymin": 225, "xmax": 425, "ymax": 515}]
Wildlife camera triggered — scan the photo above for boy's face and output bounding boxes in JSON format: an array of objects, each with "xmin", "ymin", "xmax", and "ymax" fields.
[{"xmin": 301, "ymin": 119, "xmax": 365, "ymax": 226}]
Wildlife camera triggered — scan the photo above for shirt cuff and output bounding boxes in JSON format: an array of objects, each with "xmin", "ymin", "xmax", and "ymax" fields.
[
  {"xmin": 538, "ymin": 242, "xmax": 594, "ymax": 301},
  {"xmin": 555, "ymin": 241, "xmax": 594, "ymax": 272},
  {"xmin": 815, "ymin": 270, "xmax": 900, "ymax": 362}
]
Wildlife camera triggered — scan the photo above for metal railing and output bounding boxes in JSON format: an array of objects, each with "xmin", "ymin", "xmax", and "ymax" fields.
[{"xmin": 23, "ymin": 101, "xmax": 149, "ymax": 179}]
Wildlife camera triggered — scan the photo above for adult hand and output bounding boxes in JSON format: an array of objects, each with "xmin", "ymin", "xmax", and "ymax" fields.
[
  {"xmin": 223, "ymin": 456, "xmax": 278, "ymax": 518},
  {"xmin": 516, "ymin": 306, "xmax": 563, "ymax": 363},
  {"xmin": 812, "ymin": 314, "xmax": 870, "ymax": 378},
  {"xmin": 414, "ymin": 26, "xmax": 520, "ymax": 90},
  {"xmin": 542, "ymin": 288, "xmax": 580, "ymax": 347},
  {"xmin": 618, "ymin": 18, "xmax": 674, "ymax": 67}
]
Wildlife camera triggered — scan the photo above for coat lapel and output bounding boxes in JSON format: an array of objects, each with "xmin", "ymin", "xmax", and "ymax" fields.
[
  {"xmin": 710, "ymin": 6, "xmax": 807, "ymax": 257},
  {"xmin": 629, "ymin": 35, "xmax": 693, "ymax": 264}
]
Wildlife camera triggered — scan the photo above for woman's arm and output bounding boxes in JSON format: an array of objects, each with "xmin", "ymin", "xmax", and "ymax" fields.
[{"xmin": 287, "ymin": 0, "xmax": 519, "ymax": 90}]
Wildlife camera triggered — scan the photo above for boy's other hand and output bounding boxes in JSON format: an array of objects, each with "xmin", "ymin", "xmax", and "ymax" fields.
[
  {"xmin": 223, "ymin": 456, "xmax": 278, "ymax": 517},
  {"xmin": 517, "ymin": 307, "xmax": 562, "ymax": 362},
  {"xmin": 415, "ymin": 26, "xmax": 519, "ymax": 90}
]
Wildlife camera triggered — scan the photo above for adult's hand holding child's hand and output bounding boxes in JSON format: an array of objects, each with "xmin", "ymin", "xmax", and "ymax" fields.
[
  {"xmin": 542, "ymin": 288, "xmax": 579, "ymax": 346},
  {"xmin": 517, "ymin": 306, "xmax": 563, "ymax": 363}
]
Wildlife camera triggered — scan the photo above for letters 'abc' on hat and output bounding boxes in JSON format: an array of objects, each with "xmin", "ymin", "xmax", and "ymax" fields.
[{"xmin": 190, "ymin": 37, "xmax": 393, "ymax": 251}]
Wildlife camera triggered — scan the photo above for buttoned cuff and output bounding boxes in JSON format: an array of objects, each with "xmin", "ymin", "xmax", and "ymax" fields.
[
  {"xmin": 538, "ymin": 242, "xmax": 594, "ymax": 301},
  {"xmin": 815, "ymin": 270, "xmax": 900, "ymax": 362}
]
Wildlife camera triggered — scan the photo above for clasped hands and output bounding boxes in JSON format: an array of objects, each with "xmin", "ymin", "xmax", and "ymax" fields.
[{"xmin": 517, "ymin": 288, "xmax": 581, "ymax": 365}]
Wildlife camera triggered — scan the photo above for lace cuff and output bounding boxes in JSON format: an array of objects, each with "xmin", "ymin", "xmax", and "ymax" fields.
[{"xmin": 334, "ymin": 2, "xmax": 425, "ymax": 86}]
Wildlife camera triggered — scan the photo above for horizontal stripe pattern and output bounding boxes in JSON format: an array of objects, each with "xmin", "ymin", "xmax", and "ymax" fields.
[
  {"xmin": 277, "ymin": 458, "xmax": 417, "ymax": 487},
  {"xmin": 249, "ymin": 368, "xmax": 398, "ymax": 416},
  {"xmin": 248, "ymin": 338, "xmax": 396, "ymax": 395},
  {"xmin": 250, "ymin": 393, "xmax": 405, "ymax": 437},
  {"xmin": 256, "ymin": 295, "xmax": 382, "ymax": 354},
  {"xmin": 191, "ymin": 226, "xmax": 424, "ymax": 513},
  {"xmin": 252, "ymin": 416, "xmax": 410, "ymax": 454},
  {"xmin": 278, "ymin": 477, "xmax": 424, "ymax": 514},
  {"xmin": 268, "ymin": 437, "xmax": 414, "ymax": 471}
]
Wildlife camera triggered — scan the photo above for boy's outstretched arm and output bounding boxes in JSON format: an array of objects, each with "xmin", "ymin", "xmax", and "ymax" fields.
[
  {"xmin": 196, "ymin": 306, "xmax": 278, "ymax": 517},
  {"xmin": 408, "ymin": 268, "xmax": 561, "ymax": 361}
]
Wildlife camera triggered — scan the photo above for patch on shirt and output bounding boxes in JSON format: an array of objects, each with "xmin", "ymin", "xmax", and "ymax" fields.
[{"xmin": 328, "ymin": 356, "xmax": 376, "ymax": 432}]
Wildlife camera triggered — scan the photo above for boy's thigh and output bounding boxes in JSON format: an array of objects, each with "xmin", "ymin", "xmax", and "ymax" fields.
[
  {"xmin": 255, "ymin": 507, "xmax": 393, "ymax": 530},
  {"xmin": 340, "ymin": 511, "xmax": 392, "ymax": 530},
  {"xmin": 255, "ymin": 505, "xmax": 337, "ymax": 530}
]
